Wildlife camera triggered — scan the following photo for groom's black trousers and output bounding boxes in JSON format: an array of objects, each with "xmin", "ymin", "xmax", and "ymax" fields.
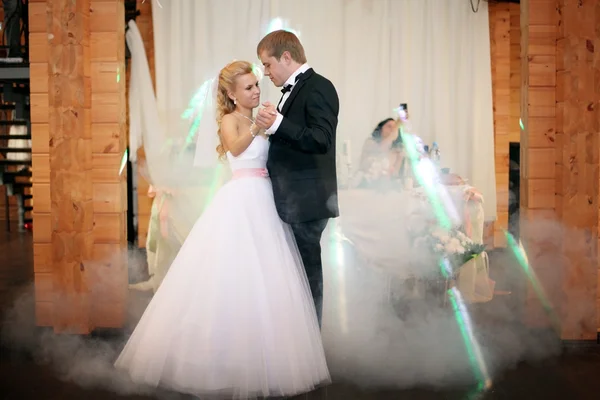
[{"xmin": 289, "ymin": 219, "xmax": 329, "ymax": 327}]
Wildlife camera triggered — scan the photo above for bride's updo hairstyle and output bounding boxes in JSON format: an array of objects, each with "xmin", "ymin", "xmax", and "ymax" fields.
[{"xmin": 215, "ymin": 60, "xmax": 254, "ymax": 159}]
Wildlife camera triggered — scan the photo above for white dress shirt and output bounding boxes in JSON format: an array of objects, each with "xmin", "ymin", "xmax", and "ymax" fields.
[{"xmin": 265, "ymin": 63, "xmax": 311, "ymax": 136}]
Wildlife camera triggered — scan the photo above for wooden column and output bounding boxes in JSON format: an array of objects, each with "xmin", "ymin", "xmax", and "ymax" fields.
[
  {"xmin": 89, "ymin": 0, "xmax": 128, "ymax": 328},
  {"xmin": 555, "ymin": 0, "xmax": 599, "ymax": 340},
  {"xmin": 47, "ymin": 0, "xmax": 94, "ymax": 333},
  {"xmin": 489, "ymin": 2, "xmax": 511, "ymax": 248},
  {"xmin": 29, "ymin": 0, "xmax": 128, "ymax": 332},
  {"xmin": 520, "ymin": 0, "xmax": 559, "ymax": 328},
  {"xmin": 509, "ymin": 3, "xmax": 522, "ymax": 145},
  {"xmin": 522, "ymin": 0, "xmax": 599, "ymax": 339},
  {"xmin": 595, "ymin": 0, "xmax": 600, "ymax": 339},
  {"xmin": 29, "ymin": 0, "xmax": 53, "ymax": 327}
]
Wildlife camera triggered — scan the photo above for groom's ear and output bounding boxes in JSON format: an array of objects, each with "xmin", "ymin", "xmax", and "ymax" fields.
[{"xmin": 281, "ymin": 51, "xmax": 292, "ymax": 64}]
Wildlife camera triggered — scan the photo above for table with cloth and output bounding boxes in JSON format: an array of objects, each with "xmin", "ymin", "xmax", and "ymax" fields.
[{"xmin": 322, "ymin": 182, "xmax": 494, "ymax": 309}]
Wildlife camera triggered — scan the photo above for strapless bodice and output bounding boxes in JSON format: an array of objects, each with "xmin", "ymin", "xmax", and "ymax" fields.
[{"xmin": 226, "ymin": 136, "xmax": 269, "ymax": 171}]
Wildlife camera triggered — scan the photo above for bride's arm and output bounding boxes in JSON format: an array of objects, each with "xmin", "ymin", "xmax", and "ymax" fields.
[{"xmin": 219, "ymin": 114, "xmax": 261, "ymax": 157}]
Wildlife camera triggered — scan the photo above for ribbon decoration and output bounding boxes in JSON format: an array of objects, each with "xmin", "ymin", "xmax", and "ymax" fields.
[
  {"xmin": 462, "ymin": 186, "xmax": 484, "ymax": 238},
  {"xmin": 231, "ymin": 168, "xmax": 269, "ymax": 180},
  {"xmin": 148, "ymin": 185, "xmax": 173, "ymax": 238}
]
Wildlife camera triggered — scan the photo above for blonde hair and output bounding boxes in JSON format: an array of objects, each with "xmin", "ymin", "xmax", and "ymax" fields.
[
  {"xmin": 215, "ymin": 60, "xmax": 255, "ymax": 159},
  {"xmin": 257, "ymin": 30, "xmax": 307, "ymax": 64}
]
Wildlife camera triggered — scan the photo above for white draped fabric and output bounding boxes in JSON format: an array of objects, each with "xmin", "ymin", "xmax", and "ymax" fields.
[
  {"xmin": 150, "ymin": 0, "xmax": 497, "ymax": 220},
  {"xmin": 126, "ymin": 20, "xmax": 165, "ymax": 176}
]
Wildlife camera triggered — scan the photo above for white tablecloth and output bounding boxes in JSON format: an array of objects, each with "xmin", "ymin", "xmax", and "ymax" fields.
[{"xmin": 324, "ymin": 184, "xmax": 493, "ymax": 303}]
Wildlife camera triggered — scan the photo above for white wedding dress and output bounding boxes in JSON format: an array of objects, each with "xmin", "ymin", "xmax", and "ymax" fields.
[{"xmin": 115, "ymin": 136, "xmax": 330, "ymax": 398}]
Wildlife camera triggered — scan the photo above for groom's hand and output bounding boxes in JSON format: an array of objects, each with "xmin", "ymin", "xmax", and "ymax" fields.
[
  {"xmin": 256, "ymin": 104, "xmax": 277, "ymax": 129},
  {"xmin": 262, "ymin": 101, "xmax": 276, "ymax": 112}
]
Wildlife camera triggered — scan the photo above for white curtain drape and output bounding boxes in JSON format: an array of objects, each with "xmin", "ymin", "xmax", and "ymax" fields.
[
  {"xmin": 126, "ymin": 20, "xmax": 164, "ymax": 166},
  {"xmin": 151, "ymin": 0, "xmax": 497, "ymax": 220}
]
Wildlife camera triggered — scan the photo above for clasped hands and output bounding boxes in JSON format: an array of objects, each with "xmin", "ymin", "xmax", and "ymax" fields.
[{"xmin": 254, "ymin": 102, "xmax": 278, "ymax": 130}]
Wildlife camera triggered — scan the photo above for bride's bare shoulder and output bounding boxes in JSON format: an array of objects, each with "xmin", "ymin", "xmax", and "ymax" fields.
[
  {"xmin": 220, "ymin": 113, "xmax": 238, "ymax": 130},
  {"xmin": 221, "ymin": 113, "xmax": 237, "ymax": 123}
]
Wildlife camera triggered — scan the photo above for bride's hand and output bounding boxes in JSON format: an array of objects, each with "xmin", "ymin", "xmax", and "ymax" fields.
[
  {"xmin": 261, "ymin": 102, "xmax": 277, "ymax": 115},
  {"xmin": 250, "ymin": 123, "xmax": 262, "ymax": 137},
  {"xmin": 257, "ymin": 128, "xmax": 267, "ymax": 138},
  {"xmin": 256, "ymin": 103, "xmax": 278, "ymax": 130},
  {"xmin": 249, "ymin": 123, "xmax": 267, "ymax": 138}
]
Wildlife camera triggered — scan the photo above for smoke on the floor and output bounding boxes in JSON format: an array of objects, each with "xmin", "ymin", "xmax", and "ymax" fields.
[
  {"xmin": 319, "ymin": 214, "xmax": 570, "ymax": 391},
  {"xmin": 2, "ymin": 213, "xmax": 591, "ymax": 396},
  {"xmin": 0, "ymin": 245, "xmax": 169, "ymax": 398}
]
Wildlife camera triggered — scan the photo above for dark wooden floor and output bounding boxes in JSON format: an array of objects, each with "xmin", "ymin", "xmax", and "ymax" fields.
[{"xmin": 1, "ymin": 229, "xmax": 600, "ymax": 399}]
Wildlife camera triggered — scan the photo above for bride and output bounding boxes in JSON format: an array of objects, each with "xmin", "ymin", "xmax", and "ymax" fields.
[{"xmin": 115, "ymin": 60, "xmax": 330, "ymax": 398}]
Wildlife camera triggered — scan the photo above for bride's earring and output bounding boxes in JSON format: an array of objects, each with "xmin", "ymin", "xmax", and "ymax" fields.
[{"xmin": 233, "ymin": 99, "xmax": 237, "ymax": 105}]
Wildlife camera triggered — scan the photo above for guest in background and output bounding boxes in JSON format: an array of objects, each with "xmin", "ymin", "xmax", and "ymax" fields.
[{"xmin": 359, "ymin": 118, "xmax": 404, "ymax": 177}]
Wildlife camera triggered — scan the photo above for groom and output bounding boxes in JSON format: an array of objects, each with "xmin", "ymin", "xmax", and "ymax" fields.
[{"xmin": 255, "ymin": 30, "xmax": 339, "ymax": 325}]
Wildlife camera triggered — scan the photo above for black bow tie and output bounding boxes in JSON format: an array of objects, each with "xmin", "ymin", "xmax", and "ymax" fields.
[{"xmin": 280, "ymin": 73, "xmax": 304, "ymax": 94}]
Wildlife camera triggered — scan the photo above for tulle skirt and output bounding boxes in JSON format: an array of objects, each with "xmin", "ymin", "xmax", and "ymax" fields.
[{"xmin": 115, "ymin": 176, "xmax": 330, "ymax": 398}]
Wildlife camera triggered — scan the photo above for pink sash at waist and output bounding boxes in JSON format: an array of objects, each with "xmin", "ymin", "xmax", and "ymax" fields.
[{"xmin": 231, "ymin": 168, "xmax": 269, "ymax": 179}]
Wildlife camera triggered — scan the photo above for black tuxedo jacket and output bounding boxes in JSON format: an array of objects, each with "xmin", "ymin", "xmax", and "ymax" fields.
[{"xmin": 267, "ymin": 68, "xmax": 340, "ymax": 224}]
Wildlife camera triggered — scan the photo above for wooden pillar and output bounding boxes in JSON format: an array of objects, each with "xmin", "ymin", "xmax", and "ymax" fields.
[
  {"xmin": 29, "ymin": 0, "xmax": 128, "ymax": 332},
  {"xmin": 89, "ymin": 0, "xmax": 128, "ymax": 328},
  {"xmin": 29, "ymin": 0, "xmax": 53, "ymax": 327},
  {"xmin": 595, "ymin": 0, "xmax": 600, "ymax": 339},
  {"xmin": 509, "ymin": 4, "xmax": 522, "ymax": 146},
  {"xmin": 522, "ymin": 0, "xmax": 599, "ymax": 339},
  {"xmin": 489, "ymin": 2, "xmax": 511, "ymax": 248},
  {"xmin": 46, "ymin": 0, "xmax": 94, "ymax": 333},
  {"xmin": 520, "ymin": 0, "xmax": 559, "ymax": 328},
  {"xmin": 555, "ymin": 0, "xmax": 599, "ymax": 340}
]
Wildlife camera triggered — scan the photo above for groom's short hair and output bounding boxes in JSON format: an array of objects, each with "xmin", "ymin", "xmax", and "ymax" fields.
[{"xmin": 257, "ymin": 30, "xmax": 307, "ymax": 64}]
